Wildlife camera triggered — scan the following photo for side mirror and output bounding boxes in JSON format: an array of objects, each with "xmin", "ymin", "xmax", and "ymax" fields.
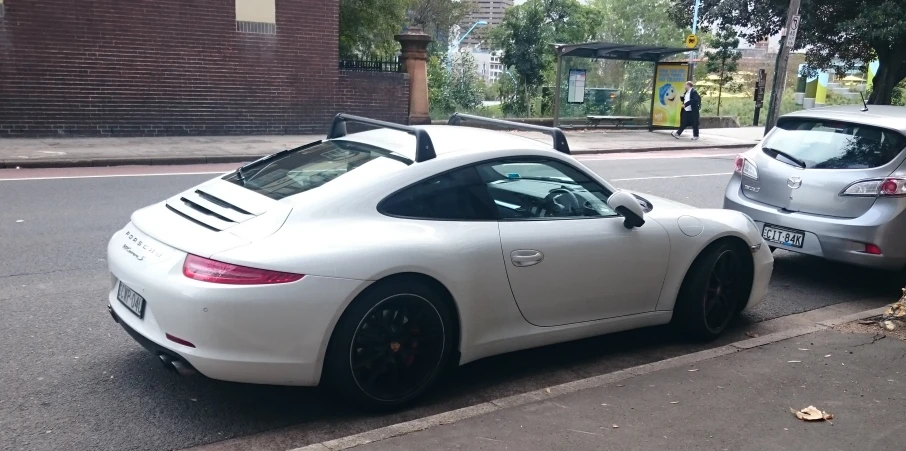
[{"xmin": 607, "ymin": 191, "xmax": 646, "ymax": 229}]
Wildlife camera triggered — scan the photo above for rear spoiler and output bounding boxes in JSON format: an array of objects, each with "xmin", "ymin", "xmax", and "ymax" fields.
[
  {"xmin": 447, "ymin": 113, "xmax": 571, "ymax": 155},
  {"xmin": 328, "ymin": 113, "xmax": 437, "ymax": 163}
]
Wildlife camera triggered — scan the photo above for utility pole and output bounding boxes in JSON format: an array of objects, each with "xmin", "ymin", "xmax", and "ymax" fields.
[
  {"xmin": 763, "ymin": 0, "xmax": 801, "ymax": 134},
  {"xmin": 688, "ymin": 0, "xmax": 701, "ymax": 80}
]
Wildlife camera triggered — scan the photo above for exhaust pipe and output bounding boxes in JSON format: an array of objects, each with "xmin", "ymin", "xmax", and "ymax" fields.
[{"xmin": 158, "ymin": 353, "xmax": 197, "ymax": 376}]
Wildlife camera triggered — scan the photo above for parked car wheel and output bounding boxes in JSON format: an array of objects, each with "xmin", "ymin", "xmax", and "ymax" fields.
[
  {"xmin": 324, "ymin": 278, "xmax": 454, "ymax": 410},
  {"xmin": 674, "ymin": 241, "xmax": 751, "ymax": 340}
]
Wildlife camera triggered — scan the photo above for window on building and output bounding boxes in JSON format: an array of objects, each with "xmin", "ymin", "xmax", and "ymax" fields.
[{"xmin": 236, "ymin": 0, "xmax": 276, "ymax": 35}]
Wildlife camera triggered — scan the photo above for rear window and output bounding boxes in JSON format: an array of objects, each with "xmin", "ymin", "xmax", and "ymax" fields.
[
  {"xmin": 764, "ymin": 119, "xmax": 906, "ymax": 169},
  {"xmin": 223, "ymin": 140, "xmax": 409, "ymax": 200}
]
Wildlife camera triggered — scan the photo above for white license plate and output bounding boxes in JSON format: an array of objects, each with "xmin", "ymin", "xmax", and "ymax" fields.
[
  {"xmin": 762, "ymin": 224, "xmax": 804, "ymax": 248},
  {"xmin": 117, "ymin": 283, "xmax": 146, "ymax": 318}
]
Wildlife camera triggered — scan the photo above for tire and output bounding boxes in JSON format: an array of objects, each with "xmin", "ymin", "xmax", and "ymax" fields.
[
  {"xmin": 324, "ymin": 278, "xmax": 454, "ymax": 410},
  {"xmin": 674, "ymin": 241, "xmax": 750, "ymax": 340}
]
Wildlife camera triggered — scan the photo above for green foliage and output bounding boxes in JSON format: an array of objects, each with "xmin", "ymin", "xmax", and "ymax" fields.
[
  {"xmin": 670, "ymin": 0, "xmax": 906, "ymax": 105},
  {"xmin": 427, "ymin": 53, "xmax": 486, "ymax": 117},
  {"xmin": 339, "ymin": 0, "xmax": 409, "ymax": 59},
  {"xmin": 704, "ymin": 27, "xmax": 741, "ymax": 115},
  {"xmin": 339, "ymin": 0, "xmax": 473, "ymax": 59}
]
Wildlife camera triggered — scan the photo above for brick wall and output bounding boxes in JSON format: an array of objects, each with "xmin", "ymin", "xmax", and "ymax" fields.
[{"xmin": 0, "ymin": 0, "xmax": 409, "ymax": 137}]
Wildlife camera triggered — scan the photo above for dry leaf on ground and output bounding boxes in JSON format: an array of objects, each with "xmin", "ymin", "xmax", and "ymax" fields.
[{"xmin": 790, "ymin": 406, "xmax": 833, "ymax": 422}]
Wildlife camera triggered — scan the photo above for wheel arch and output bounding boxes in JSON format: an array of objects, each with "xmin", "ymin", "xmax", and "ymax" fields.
[
  {"xmin": 680, "ymin": 235, "xmax": 756, "ymax": 313},
  {"xmin": 319, "ymin": 272, "xmax": 463, "ymax": 383}
]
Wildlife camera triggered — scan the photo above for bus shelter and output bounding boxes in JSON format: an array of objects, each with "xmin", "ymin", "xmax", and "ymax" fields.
[{"xmin": 551, "ymin": 42, "xmax": 696, "ymax": 131}]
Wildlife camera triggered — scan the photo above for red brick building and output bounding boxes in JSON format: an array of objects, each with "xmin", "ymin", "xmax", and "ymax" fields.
[{"xmin": 0, "ymin": 0, "xmax": 410, "ymax": 137}]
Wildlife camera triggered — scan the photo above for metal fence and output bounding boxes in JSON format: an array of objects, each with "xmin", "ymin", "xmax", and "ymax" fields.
[{"xmin": 339, "ymin": 59, "xmax": 402, "ymax": 73}]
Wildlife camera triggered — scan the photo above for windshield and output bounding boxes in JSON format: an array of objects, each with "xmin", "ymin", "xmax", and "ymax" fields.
[
  {"xmin": 224, "ymin": 140, "xmax": 409, "ymax": 200},
  {"xmin": 762, "ymin": 119, "xmax": 906, "ymax": 169}
]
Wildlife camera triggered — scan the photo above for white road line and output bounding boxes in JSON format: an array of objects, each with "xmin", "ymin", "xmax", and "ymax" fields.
[
  {"xmin": 0, "ymin": 171, "xmax": 225, "ymax": 182},
  {"xmin": 612, "ymin": 172, "xmax": 732, "ymax": 182}
]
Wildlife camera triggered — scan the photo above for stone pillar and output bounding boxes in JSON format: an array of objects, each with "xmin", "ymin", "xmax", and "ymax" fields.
[{"xmin": 395, "ymin": 27, "xmax": 433, "ymax": 125}]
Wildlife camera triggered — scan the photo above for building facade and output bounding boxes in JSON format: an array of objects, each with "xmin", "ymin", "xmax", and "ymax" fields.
[
  {"xmin": 458, "ymin": 0, "xmax": 513, "ymax": 47},
  {"xmin": 469, "ymin": 50, "xmax": 505, "ymax": 84},
  {"xmin": 0, "ymin": 0, "xmax": 409, "ymax": 137}
]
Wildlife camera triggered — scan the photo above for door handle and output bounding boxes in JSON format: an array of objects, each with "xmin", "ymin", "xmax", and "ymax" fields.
[{"xmin": 511, "ymin": 250, "xmax": 544, "ymax": 267}]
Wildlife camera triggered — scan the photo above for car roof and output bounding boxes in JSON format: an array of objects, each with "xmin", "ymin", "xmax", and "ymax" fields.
[
  {"xmin": 334, "ymin": 125, "xmax": 556, "ymax": 161},
  {"xmin": 783, "ymin": 105, "xmax": 906, "ymax": 133}
]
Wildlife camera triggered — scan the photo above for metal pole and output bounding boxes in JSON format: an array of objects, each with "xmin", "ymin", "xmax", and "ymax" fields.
[
  {"xmin": 553, "ymin": 46, "xmax": 563, "ymax": 128},
  {"xmin": 688, "ymin": 0, "xmax": 700, "ymax": 80},
  {"xmin": 764, "ymin": 0, "xmax": 801, "ymax": 134},
  {"xmin": 447, "ymin": 21, "xmax": 486, "ymax": 72},
  {"xmin": 648, "ymin": 62, "xmax": 658, "ymax": 132}
]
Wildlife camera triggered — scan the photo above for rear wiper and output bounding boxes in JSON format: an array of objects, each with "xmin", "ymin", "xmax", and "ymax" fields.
[{"xmin": 763, "ymin": 147, "xmax": 806, "ymax": 169}]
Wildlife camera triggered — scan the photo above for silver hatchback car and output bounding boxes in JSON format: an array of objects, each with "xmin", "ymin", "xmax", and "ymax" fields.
[{"xmin": 724, "ymin": 105, "xmax": 906, "ymax": 270}]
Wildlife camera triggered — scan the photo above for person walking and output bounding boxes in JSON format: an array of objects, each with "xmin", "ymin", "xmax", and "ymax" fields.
[{"xmin": 672, "ymin": 81, "xmax": 701, "ymax": 140}]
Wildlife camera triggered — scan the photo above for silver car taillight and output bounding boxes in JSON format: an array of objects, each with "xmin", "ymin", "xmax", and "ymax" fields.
[
  {"xmin": 734, "ymin": 155, "xmax": 758, "ymax": 180},
  {"xmin": 840, "ymin": 178, "xmax": 906, "ymax": 197}
]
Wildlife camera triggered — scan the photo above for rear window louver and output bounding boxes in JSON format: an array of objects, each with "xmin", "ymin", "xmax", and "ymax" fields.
[{"xmin": 165, "ymin": 189, "xmax": 258, "ymax": 231}]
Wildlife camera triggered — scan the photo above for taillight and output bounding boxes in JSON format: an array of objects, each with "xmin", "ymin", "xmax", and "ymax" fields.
[
  {"xmin": 182, "ymin": 254, "xmax": 304, "ymax": 285},
  {"xmin": 841, "ymin": 178, "xmax": 906, "ymax": 197},
  {"xmin": 864, "ymin": 244, "xmax": 882, "ymax": 255},
  {"xmin": 734, "ymin": 155, "xmax": 758, "ymax": 180}
]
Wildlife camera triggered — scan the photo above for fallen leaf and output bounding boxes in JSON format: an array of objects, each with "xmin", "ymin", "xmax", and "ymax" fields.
[
  {"xmin": 612, "ymin": 424, "xmax": 619, "ymax": 429},
  {"xmin": 616, "ymin": 384, "xmax": 625, "ymax": 387},
  {"xmin": 824, "ymin": 354, "xmax": 832, "ymax": 358},
  {"xmin": 745, "ymin": 332, "xmax": 759, "ymax": 338},
  {"xmin": 688, "ymin": 369, "xmax": 699, "ymax": 372},
  {"xmin": 788, "ymin": 360, "xmax": 802, "ymax": 363},
  {"xmin": 884, "ymin": 320, "xmax": 896, "ymax": 331},
  {"xmin": 798, "ymin": 348, "xmax": 810, "ymax": 351},
  {"xmin": 790, "ymin": 406, "xmax": 833, "ymax": 422},
  {"xmin": 670, "ymin": 401, "xmax": 679, "ymax": 404},
  {"xmin": 16, "ymin": 220, "xmax": 25, "ymax": 223},
  {"xmin": 545, "ymin": 388, "xmax": 551, "ymax": 394}
]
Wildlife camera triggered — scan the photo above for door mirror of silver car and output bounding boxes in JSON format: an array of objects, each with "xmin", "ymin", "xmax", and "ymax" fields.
[{"xmin": 607, "ymin": 191, "xmax": 646, "ymax": 229}]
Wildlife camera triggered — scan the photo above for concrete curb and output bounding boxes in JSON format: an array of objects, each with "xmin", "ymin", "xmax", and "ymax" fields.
[
  {"xmin": 0, "ymin": 155, "xmax": 264, "ymax": 169},
  {"xmin": 286, "ymin": 306, "xmax": 885, "ymax": 451},
  {"xmin": 0, "ymin": 144, "xmax": 756, "ymax": 169}
]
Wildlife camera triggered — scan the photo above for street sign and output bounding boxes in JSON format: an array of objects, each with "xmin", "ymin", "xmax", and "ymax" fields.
[
  {"xmin": 787, "ymin": 14, "xmax": 801, "ymax": 48},
  {"xmin": 684, "ymin": 34, "xmax": 698, "ymax": 49}
]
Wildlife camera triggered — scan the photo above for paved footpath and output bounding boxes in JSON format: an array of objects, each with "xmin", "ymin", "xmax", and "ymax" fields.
[
  {"xmin": 0, "ymin": 127, "xmax": 763, "ymax": 168},
  {"xmin": 297, "ymin": 309, "xmax": 905, "ymax": 451}
]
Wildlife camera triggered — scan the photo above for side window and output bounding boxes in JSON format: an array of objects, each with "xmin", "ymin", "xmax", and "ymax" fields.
[
  {"xmin": 476, "ymin": 159, "xmax": 618, "ymax": 220},
  {"xmin": 380, "ymin": 167, "xmax": 497, "ymax": 221}
]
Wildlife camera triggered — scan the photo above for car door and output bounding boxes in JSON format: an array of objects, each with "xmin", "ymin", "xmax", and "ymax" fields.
[{"xmin": 476, "ymin": 158, "xmax": 670, "ymax": 327}]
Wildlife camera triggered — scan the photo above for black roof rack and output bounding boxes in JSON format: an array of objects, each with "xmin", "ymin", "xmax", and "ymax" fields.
[
  {"xmin": 447, "ymin": 113, "xmax": 571, "ymax": 155},
  {"xmin": 327, "ymin": 113, "xmax": 437, "ymax": 163}
]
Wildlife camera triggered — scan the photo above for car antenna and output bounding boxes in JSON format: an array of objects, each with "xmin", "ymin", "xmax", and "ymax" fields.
[{"xmin": 859, "ymin": 92, "xmax": 869, "ymax": 112}]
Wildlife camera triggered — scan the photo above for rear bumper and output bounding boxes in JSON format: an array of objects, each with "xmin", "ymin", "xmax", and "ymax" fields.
[
  {"xmin": 724, "ymin": 175, "xmax": 906, "ymax": 270},
  {"xmin": 107, "ymin": 224, "xmax": 369, "ymax": 386}
]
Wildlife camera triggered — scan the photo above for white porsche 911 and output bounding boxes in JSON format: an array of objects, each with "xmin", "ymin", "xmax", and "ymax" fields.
[{"xmin": 107, "ymin": 114, "xmax": 773, "ymax": 408}]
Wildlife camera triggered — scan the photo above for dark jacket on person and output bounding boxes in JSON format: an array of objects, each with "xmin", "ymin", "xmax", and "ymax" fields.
[{"xmin": 683, "ymin": 89, "xmax": 701, "ymax": 113}]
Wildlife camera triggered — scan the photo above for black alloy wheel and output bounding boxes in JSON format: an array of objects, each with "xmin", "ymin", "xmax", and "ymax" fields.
[
  {"xmin": 350, "ymin": 294, "xmax": 446, "ymax": 402},
  {"xmin": 702, "ymin": 249, "xmax": 741, "ymax": 334},
  {"xmin": 675, "ymin": 241, "xmax": 750, "ymax": 340},
  {"xmin": 325, "ymin": 279, "xmax": 453, "ymax": 410}
]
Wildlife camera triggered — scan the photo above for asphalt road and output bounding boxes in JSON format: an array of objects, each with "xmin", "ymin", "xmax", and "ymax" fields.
[{"xmin": 0, "ymin": 151, "xmax": 896, "ymax": 451}]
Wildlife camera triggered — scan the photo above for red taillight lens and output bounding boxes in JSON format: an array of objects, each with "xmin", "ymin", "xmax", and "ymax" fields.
[
  {"xmin": 182, "ymin": 254, "xmax": 304, "ymax": 285},
  {"xmin": 734, "ymin": 155, "xmax": 744, "ymax": 173},
  {"xmin": 166, "ymin": 333, "xmax": 196, "ymax": 348},
  {"xmin": 865, "ymin": 244, "xmax": 882, "ymax": 255},
  {"xmin": 880, "ymin": 179, "xmax": 899, "ymax": 195}
]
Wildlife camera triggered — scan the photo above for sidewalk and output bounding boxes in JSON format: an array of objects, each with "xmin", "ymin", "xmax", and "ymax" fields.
[
  {"xmin": 0, "ymin": 127, "xmax": 764, "ymax": 169},
  {"xmin": 299, "ymin": 310, "xmax": 905, "ymax": 451}
]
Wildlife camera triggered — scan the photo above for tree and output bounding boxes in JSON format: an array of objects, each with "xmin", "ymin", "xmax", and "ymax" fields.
[
  {"xmin": 705, "ymin": 27, "xmax": 741, "ymax": 116},
  {"xmin": 670, "ymin": 0, "xmax": 906, "ymax": 105},
  {"xmin": 339, "ymin": 0, "xmax": 409, "ymax": 59},
  {"xmin": 427, "ymin": 52, "xmax": 485, "ymax": 117},
  {"xmin": 339, "ymin": 0, "xmax": 474, "ymax": 59},
  {"xmin": 408, "ymin": 0, "xmax": 475, "ymax": 45},
  {"xmin": 491, "ymin": 0, "xmax": 594, "ymax": 115}
]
